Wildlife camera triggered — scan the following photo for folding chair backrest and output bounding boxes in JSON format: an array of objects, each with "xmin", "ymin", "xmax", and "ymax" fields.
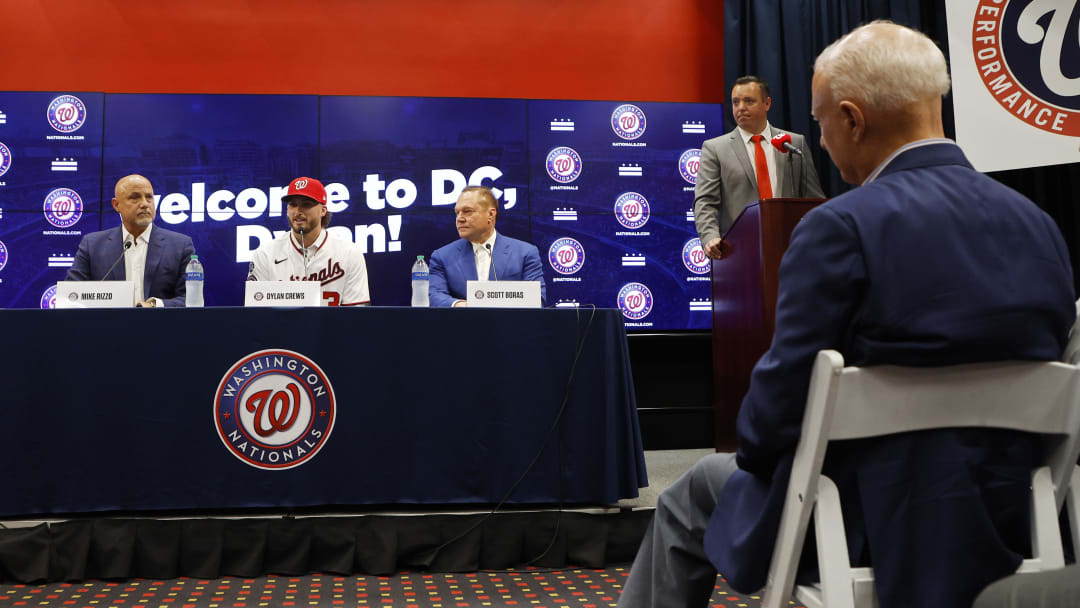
[
  {"xmin": 763, "ymin": 350, "xmax": 1080, "ymax": 608},
  {"xmin": 828, "ymin": 358, "xmax": 1080, "ymax": 498}
]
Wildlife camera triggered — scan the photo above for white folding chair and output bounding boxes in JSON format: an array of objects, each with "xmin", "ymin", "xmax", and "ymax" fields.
[{"xmin": 761, "ymin": 350, "xmax": 1080, "ymax": 608}]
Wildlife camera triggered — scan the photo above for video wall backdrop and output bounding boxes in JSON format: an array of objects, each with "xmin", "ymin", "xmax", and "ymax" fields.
[{"xmin": 0, "ymin": 92, "xmax": 724, "ymax": 330}]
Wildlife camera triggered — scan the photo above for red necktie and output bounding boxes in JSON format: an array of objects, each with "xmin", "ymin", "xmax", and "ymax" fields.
[{"xmin": 750, "ymin": 134, "xmax": 773, "ymax": 200}]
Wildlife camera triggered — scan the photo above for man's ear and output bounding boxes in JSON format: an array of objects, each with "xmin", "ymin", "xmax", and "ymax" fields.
[
  {"xmin": 111, "ymin": 198, "xmax": 120, "ymax": 213},
  {"xmin": 839, "ymin": 100, "xmax": 866, "ymax": 143}
]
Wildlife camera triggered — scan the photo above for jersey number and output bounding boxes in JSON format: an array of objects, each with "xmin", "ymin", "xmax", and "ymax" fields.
[{"xmin": 323, "ymin": 291, "xmax": 341, "ymax": 306}]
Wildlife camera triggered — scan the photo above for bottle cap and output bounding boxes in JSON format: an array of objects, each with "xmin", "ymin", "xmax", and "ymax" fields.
[{"xmin": 191, "ymin": 254, "xmax": 199, "ymax": 260}]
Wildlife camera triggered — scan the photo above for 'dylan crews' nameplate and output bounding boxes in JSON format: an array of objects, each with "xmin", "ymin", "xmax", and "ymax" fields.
[
  {"xmin": 55, "ymin": 281, "xmax": 135, "ymax": 309},
  {"xmin": 466, "ymin": 280, "xmax": 542, "ymax": 308},
  {"xmin": 245, "ymin": 281, "xmax": 321, "ymax": 307}
]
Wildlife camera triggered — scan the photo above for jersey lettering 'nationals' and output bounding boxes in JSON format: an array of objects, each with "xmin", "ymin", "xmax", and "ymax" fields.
[{"xmin": 247, "ymin": 231, "xmax": 370, "ymax": 306}]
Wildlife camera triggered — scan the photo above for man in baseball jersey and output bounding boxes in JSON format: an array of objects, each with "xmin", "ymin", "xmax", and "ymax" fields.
[{"xmin": 247, "ymin": 177, "xmax": 370, "ymax": 306}]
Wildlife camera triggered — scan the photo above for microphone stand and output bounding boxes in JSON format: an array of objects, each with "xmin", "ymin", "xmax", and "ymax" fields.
[
  {"xmin": 103, "ymin": 238, "xmax": 133, "ymax": 280},
  {"xmin": 485, "ymin": 242, "xmax": 499, "ymax": 281}
]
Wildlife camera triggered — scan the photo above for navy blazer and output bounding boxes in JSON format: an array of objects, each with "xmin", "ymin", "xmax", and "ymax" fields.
[
  {"xmin": 428, "ymin": 233, "xmax": 547, "ymax": 308},
  {"xmin": 703, "ymin": 141, "xmax": 1075, "ymax": 608},
  {"xmin": 66, "ymin": 224, "xmax": 196, "ymax": 307}
]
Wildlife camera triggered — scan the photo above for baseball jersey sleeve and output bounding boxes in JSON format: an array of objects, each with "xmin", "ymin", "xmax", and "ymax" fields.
[
  {"xmin": 340, "ymin": 245, "xmax": 370, "ymax": 306},
  {"xmin": 247, "ymin": 246, "xmax": 272, "ymax": 282}
]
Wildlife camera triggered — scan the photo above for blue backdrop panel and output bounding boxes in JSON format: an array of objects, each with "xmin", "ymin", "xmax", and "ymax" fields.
[
  {"xmin": 0, "ymin": 307, "xmax": 645, "ymax": 517},
  {"xmin": 527, "ymin": 99, "xmax": 724, "ymax": 328},
  {"xmin": 1, "ymin": 91, "xmax": 726, "ymax": 330},
  {"xmin": 0, "ymin": 92, "xmax": 104, "ymax": 308},
  {"xmin": 102, "ymin": 94, "xmax": 320, "ymax": 307}
]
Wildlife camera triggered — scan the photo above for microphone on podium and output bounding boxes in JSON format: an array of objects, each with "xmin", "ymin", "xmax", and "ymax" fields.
[
  {"xmin": 770, "ymin": 132, "xmax": 803, "ymax": 156},
  {"xmin": 103, "ymin": 237, "xmax": 134, "ymax": 280}
]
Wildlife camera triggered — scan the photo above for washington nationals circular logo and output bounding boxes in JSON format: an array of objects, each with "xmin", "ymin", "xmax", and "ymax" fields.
[
  {"xmin": 214, "ymin": 349, "xmax": 336, "ymax": 470},
  {"xmin": 679, "ymin": 149, "xmax": 702, "ymax": 184},
  {"xmin": 611, "ymin": 104, "xmax": 647, "ymax": 140},
  {"xmin": 40, "ymin": 284, "xmax": 57, "ymax": 309},
  {"xmin": 548, "ymin": 237, "xmax": 586, "ymax": 275},
  {"xmin": 546, "ymin": 146, "xmax": 583, "ymax": 183},
  {"xmin": 682, "ymin": 238, "xmax": 710, "ymax": 274},
  {"xmin": 46, "ymin": 95, "xmax": 87, "ymax": 133},
  {"xmin": 614, "ymin": 192, "xmax": 651, "ymax": 229},
  {"xmin": 0, "ymin": 240, "xmax": 7, "ymax": 272},
  {"xmin": 971, "ymin": 0, "xmax": 1080, "ymax": 136},
  {"xmin": 617, "ymin": 282, "xmax": 654, "ymax": 320},
  {"xmin": 0, "ymin": 142, "xmax": 11, "ymax": 177},
  {"xmin": 43, "ymin": 188, "xmax": 84, "ymax": 228}
]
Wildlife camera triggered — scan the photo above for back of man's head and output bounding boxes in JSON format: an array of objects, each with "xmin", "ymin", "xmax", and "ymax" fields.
[{"xmin": 814, "ymin": 20, "xmax": 950, "ymax": 112}]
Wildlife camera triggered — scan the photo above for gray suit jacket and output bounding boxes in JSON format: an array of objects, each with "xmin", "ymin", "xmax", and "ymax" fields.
[{"xmin": 693, "ymin": 126, "xmax": 825, "ymax": 243}]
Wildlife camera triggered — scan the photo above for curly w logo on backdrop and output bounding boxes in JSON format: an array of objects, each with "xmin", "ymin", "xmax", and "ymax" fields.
[{"xmin": 947, "ymin": 0, "xmax": 1080, "ymax": 171}]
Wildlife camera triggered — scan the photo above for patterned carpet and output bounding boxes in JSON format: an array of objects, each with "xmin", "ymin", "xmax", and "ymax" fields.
[{"xmin": 0, "ymin": 567, "xmax": 799, "ymax": 608}]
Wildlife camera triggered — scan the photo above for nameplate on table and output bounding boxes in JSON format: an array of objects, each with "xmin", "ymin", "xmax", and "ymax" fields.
[
  {"xmin": 55, "ymin": 281, "xmax": 135, "ymax": 309},
  {"xmin": 466, "ymin": 280, "xmax": 542, "ymax": 308},
  {"xmin": 245, "ymin": 281, "xmax": 321, "ymax": 307}
]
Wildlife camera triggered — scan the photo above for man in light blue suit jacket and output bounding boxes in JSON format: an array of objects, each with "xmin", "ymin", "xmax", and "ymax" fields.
[
  {"xmin": 429, "ymin": 186, "xmax": 546, "ymax": 308},
  {"xmin": 66, "ymin": 174, "xmax": 195, "ymax": 307},
  {"xmin": 617, "ymin": 22, "xmax": 1075, "ymax": 608}
]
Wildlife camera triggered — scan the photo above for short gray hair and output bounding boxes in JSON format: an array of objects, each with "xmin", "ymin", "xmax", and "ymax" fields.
[{"xmin": 814, "ymin": 20, "xmax": 950, "ymax": 111}]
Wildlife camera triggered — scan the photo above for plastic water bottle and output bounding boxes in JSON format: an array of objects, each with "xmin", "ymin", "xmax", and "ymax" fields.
[
  {"xmin": 185, "ymin": 254, "xmax": 204, "ymax": 308},
  {"xmin": 411, "ymin": 255, "xmax": 429, "ymax": 307}
]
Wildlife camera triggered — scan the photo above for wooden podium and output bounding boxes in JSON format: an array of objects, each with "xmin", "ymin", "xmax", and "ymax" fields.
[{"xmin": 711, "ymin": 197, "xmax": 826, "ymax": 450}]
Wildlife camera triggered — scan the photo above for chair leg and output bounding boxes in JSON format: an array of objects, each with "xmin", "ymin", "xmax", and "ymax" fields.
[
  {"xmin": 1031, "ymin": 466, "xmax": 1065, "ymax": 569},
  {"xmin": 1069, "ymin": 466, "xmax": 1080, "ymax": 561},
  {"xmin": 814, "ymin": 475, "xmax": 857, "ymax": 608}
]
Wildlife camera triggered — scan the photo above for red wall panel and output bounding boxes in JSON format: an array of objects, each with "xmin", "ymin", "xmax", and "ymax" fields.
[{"xmin": 0, "ymin": 0, "xmax": 725, "ymax": 102}]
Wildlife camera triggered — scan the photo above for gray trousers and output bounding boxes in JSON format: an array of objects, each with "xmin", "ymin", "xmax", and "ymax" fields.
[{"xmin": 617, "ymin": 452, "xmax": 740, "ymax": 608}]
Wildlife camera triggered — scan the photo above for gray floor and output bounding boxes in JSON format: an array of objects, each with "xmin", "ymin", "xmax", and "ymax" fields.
[{"xmin": 617, "ymin": 447, "xmax": 714, "ymax": 509}]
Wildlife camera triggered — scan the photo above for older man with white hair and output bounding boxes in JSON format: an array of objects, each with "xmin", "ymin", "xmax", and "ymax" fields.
[{"xmin": 616, "ymin": 21, "xmax": 1075, "ymax": 608}]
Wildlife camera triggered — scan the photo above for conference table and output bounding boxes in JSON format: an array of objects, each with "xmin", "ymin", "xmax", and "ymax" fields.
[{"xmin": 0, "ymin": 306, "xmax": 647, "ymax": 518}]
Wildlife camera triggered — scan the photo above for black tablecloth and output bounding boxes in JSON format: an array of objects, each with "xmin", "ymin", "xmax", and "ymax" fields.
[{"xmin": 0, "ymin": 307, "xmax": 646, "ymax": 516}]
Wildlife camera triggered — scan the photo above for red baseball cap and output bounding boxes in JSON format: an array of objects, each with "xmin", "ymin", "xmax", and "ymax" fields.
[{"xmin": 283, "ymin": 177, "xmax": 327, "ymax": 205}]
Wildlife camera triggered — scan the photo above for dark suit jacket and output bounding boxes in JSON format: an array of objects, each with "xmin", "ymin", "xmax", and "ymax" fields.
[
  {"xmin": 693, "ymin": 126, "xmax": 825, "ymax": 243},
  {"xmin": 702, "ymin": 141, "xmax": 1075, "ymax": 608},
  {"xmin": 428, "ymin": 233, "xmax": 546, "ymax": 308},
  {"xmin": 65, "ymin": 224, "xmax": 196, "ymax": 307}
]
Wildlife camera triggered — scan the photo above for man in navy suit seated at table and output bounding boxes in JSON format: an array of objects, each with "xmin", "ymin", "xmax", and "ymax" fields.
[
  {"xmin": 429, "ymin": 186, "xmax": 546, "ymax": 308},
  {"xmin": 615, "ymin": 21, "xmax": 1076, "ymax": 608},
  {"xmin": 66, "ymin": 174, "xmax": 195, "ymax": 307}
]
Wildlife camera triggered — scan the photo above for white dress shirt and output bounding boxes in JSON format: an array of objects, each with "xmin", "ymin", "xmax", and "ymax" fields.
[
  {"xmin": 121, "ymin": 223, "xmax": 156, "ymax": 306},
  {"xmin": 737, "ymin": 122, "xmax": 778, "ymax": 194},
  {"xmin": 473, "ymin": 230, "xmax": 498, "ymax": 282}
]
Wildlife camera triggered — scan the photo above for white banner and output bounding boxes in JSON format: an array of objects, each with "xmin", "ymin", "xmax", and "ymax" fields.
[{"xmin": 945, "ymin": 0, "xmax": 1080, "ymax": 172}]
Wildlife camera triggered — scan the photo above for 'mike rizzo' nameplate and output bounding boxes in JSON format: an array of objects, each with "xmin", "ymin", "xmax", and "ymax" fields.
[
  {"xmin": 245, "ymin": 281, "xmax": 321, "ymax": 307},
  {"xmin": 466, "ymin": 280, "xmax": 542, "ymax": 308},
  {"xmin": 55, "ymin": 281, "xmax": 135, "ymax": 309}
]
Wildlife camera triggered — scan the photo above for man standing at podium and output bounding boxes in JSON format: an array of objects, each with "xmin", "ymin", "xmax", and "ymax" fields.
[
  {"xmin": 66, "ymin": 174, "xmax": 195, "ymax": 307},
  {"xmin": 618, "ymin": 22, "xmax": 1074, "ymax": 608},
  {"xmin": 693, "ymin": 76, "xmax": 825, "ymax": 259},
  {"xmin": 429, "ymin": 186, "xmax": 546, "ymax": 307}
]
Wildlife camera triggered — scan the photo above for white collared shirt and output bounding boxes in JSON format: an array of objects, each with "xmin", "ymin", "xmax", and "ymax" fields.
[
  {"xmin": 472, "ymin": 230, "xmax": 498, "ymax": 281},
  {"xmin": 737, "ymin": 122, "xmax": 778, "ymax": 194},
  {"xmin": 862, "ymin": 138, "xmax": 954, "ymax": 185},
  {"xmin": 122, "ymin": 223, "xmax": 153, "ymax": 305}
]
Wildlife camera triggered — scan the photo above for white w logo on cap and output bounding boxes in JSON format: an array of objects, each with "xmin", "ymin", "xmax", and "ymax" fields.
[{"xmin": 295, "ymin": 179, "xmax": 308, "ymax": 189}]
